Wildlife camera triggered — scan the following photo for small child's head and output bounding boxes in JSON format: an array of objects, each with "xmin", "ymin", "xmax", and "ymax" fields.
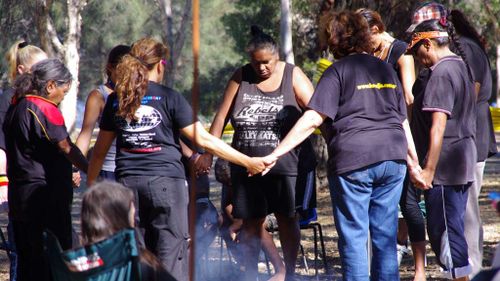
[
  {"xmin": 81, "ymin": 181, "xmax": 135, "ymax": 245},
  {"xmin": 214, "ymin": 158, "xmax": 231, "ymax": 187}
]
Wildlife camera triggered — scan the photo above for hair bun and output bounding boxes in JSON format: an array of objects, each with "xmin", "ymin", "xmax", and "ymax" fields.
[{"xmin": 250, "ymin": 25, "xmax": 263, "ymax": 38}]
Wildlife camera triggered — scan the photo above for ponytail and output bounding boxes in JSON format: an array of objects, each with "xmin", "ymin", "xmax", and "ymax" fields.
[
  {"xmin": 115, "ymin": 55, "xmax": 149, "ymax": 121},
  {"xmin": 114, "ymin": 38, "xmax": 169, "ymax": 121},
  {"xmin": 13, "ymin": 73, "xmax": 36, "ymax": 100},
  {"xmin": 445, "ymin": 15, "xmax": 474, "ymax": 81},
  {"xmin": 12, "ymin": 58, "xmax": 72, "ymax": 100},
  {"xmin": 5, "ymin": 40, "xmax": 46, "ymax": 84}
]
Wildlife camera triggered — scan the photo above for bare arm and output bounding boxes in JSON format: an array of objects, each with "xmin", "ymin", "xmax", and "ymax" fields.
[
  {"xmin": 75, "ymin": 90, "xmax": 105, "ymax": 156},
  {"xmin": 292, "ymin": 66, "xmax": 314, "ymax": 108},
  {"xmin": 87, "ymin": 130, "xmax": 116, "ymax": 186},
  {"xmin": 270, "ymin": 110, "xmax": 325, "ymax": 159},
  {"xmin": 403, "ymin": 119, "xmax": 425, "ymax": 186},
  {"xmin": 57, "ymin": 137, "xmax": 88, "ymax": 173},
  {"xmin": 195, "ymin": 69, "xmax": 242, "ymax": 172},
  {"xmin": 417, "ymin": 112, "xmax": 447, "ymax": 189},
  {"xmin": 398, "ymin": 55, "xmax": 416, "ymax": 107},
  {"xmin": 181, "ymin": 122, "xmax": 265, "ymax": 175}
]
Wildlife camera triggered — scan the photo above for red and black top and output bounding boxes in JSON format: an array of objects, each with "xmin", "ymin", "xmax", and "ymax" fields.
[{"xmin": 3, "ymin": 95, "xmax": 72, "ymax": 221}]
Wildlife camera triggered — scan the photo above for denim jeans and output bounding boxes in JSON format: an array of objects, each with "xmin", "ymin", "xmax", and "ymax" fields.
[{"xmin": 329, "ymin": 160, "xmax": 405, "ymax": 281}]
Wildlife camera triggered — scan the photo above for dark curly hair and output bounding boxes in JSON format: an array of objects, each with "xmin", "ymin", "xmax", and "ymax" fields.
[{"xmin": 319, "ymin": 10, "xmax": 372, "ymax": 59}]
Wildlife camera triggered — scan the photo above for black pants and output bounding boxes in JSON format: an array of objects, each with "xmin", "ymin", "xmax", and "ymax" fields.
[
  {"xmin": 120, "ymin": 175, "xmax": 189, "ymax": 281},
  {"xmin": 400, "ymin": 175, "xmax": 426, "ymax": 243},
  {"xmin": 13, "ymin": 203, "xmax": 72, "ymax": 281}
]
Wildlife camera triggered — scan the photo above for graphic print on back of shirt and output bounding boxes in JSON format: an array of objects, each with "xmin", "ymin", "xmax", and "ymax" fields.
[
  {"xmin": 233, "ymin": 92, "xmax": 284, "ymax": 149},
  {"xmin": 118, "ymin": 104, "xmax": 162, "ymax": 150}
]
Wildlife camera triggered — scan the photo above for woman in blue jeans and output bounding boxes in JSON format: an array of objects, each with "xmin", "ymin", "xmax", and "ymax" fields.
[{"xmin": 263, "ymin": 11, "xmax": 422, "ymax": 280}]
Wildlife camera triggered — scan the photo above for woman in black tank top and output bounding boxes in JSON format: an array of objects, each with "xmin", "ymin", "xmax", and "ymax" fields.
[{"xmin": 196, "ymin": 26, "xmax": 315, "ymax": 281}]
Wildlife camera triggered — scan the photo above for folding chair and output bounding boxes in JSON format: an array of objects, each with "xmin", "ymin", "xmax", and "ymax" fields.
[
  {"xmin": 43, "ymin": 228, "xmax": 141, "ymax": 281},
  {"xmin": 299, "ymin": 208, "xmax": 328, "ymax": 276}
]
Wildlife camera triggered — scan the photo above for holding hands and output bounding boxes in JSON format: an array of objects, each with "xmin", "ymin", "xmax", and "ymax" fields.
[
  {"xmin": 409, "ymin": 165, "xmax": 433, "ymax": 190},
  {"xmin": 246, "ymin": 154, "xmax": 278, "ymax": 176}
]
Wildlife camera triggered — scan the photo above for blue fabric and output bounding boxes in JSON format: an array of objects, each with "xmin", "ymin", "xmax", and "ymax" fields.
[
  {"xmin": 425, "ymin": 184, "xmax": 472, "ymax": 279},
  {"xmin": 44, "ymin": 229, "xmax": 141, "ymax": 281},
  {"xmin": 329, "ymin": 160, "xmax": 405, "ymax": 281}
]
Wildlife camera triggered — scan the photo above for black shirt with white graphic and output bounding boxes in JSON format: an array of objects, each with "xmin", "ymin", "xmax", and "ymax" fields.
[
  {"xmin": 4, "ymin": 95, "xmax": 72, "ymax": 221},
  {"xmin": 308, "ymin": 54, "xmax": 407, "ymax": 175},
  {"xmin": 411, "ymin": 56, "xmax": 477, "ymax": 185},
  {"xmin": 230, "ymin": 63, "xmax": 313, "ymax": 176},
  {"xmin": 100, "ymin": 82, "xmax": 194, "ymax": 179}
]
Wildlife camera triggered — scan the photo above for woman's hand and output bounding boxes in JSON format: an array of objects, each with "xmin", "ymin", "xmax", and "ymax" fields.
[
  {"xmin": 261, "ymin": 154, "xmax": 278, "ymax": 175},
  {"xmin": 409, "ymin": 165, "xmax": 425, "ymax": 190},
  {"xmin": 246, "ymin": 157, "xmax": 267, "ymax": 176},
  {"xmin": 414, "ymin": 167, "xmax": 434, "ymax": 190},
  {"xmin": 194, "ymin": 153, "xmax": 213, "ymax": 175}
]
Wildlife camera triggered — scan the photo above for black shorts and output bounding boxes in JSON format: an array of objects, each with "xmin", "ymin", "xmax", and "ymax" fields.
[{"xmin": 231, "ymin": 173, "xmax": 297, "ymax": 219}]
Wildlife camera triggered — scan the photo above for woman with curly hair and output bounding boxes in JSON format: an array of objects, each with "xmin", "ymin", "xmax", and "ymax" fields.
[
  {"xmin": 263, "ymin": 11, "xmax": 421, "ymax": 280},
  {"xmin": 87, "ymin": 37, "xmax": 266, "ymax": 281}
]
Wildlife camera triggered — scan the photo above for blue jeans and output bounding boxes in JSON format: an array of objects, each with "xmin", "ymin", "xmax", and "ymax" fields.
[{"xmin": 329, "ymin": 160, "xmax": 405, "ymax": 281}]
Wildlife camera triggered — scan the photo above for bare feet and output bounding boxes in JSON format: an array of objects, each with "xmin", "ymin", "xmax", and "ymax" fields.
[
  {"xmin": 267, "ymin": 271, "xmax": 285, "ymax": 281},
  {"xmin": 413, "ymin": 271, "xmax": 426, "ymax": 281}
]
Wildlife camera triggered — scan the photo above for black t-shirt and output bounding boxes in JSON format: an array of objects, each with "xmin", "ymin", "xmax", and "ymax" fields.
[
  {"xmin": 100, "ymin": 82, "xmax": 194, "ymax": 179},
  {"xmin": 411, "ymin": 56, "xmax": 476, "ymax": 185},
  {"xmin": 0, "ymin": 87, "xmax": 14, "ymax": 150},
  {"xmin": 385, "ymin": 40, "xmax": 408, "ymax": 78},
  {"xmin": 457, "ymin": 36, "xmax": 497, "ymax": 160},
  {"xmin": 308, "ymin": 54, "xmax": 408, "ymax": 175},
  {"xmin": 4, "ymin": 95, "xmax": 72, "ymax": 220}
]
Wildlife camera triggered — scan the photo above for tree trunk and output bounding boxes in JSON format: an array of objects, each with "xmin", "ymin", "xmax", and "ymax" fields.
[
  {"xmin": 497, "ymin": 44, "xmax": 500, "ymax": 106},
  {"xmin": 158, "ymin": 0, "xmax": 191, "ymax": 87},
  {"xmin": 59, "ymin": 0, "xmax": 85, "ymax": 132},
  {"xmin": 35, "ymin": 0, "xmax": 86, "ymax": 132},
  {"xmin": 280, "ymin": 0, "xmax": 294, "ymax": 64}
]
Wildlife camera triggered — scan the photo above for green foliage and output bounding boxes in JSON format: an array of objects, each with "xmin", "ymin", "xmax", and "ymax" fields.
[{"xmin": 78, "ymin": 0, "xmax": 164, "ymax": 97}]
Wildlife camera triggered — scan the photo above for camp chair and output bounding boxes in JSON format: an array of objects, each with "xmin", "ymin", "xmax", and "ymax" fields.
[{"xmin": 43, "ymin": 228, "xmax": 141, "ymax": 281}]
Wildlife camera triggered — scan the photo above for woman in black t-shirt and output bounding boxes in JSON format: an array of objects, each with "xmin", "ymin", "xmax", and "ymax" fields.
[
  {"xmin": 87, "ymin": 37, "xmax": 266, "ymax": 281},
  {"xmin": 265, "ymin": 11, "xmax": 422, "ymax": 280},
  {"xmin": 358, "ymin": 8, "xmax": 427, "ymax": 278},
  {"xmin": 407, "ymin": 19, "xmax": 476, "ymax": 281},
  {"xmin": 4, "ymin": 59, "xmax": 88, "ymax": 281}
]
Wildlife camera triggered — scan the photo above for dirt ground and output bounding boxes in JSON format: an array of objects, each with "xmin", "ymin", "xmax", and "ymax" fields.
[{"xmin": 0, "ymin": 151, "xmax": 498, "ymax": 280}]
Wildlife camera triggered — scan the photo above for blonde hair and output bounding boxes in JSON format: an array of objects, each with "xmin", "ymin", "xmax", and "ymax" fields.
[
  {"xmin": 115, "ymin": 38, "xmax": 169, "ymax": 121},
  {"xmin": 5, "ymin": 40, "xmax": 46, "ymax": 84}
]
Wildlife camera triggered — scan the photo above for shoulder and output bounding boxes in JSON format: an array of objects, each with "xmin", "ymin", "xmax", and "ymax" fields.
[{"xmin": 25, "ymin": 96, "xmax": 65, "ymax": 126}]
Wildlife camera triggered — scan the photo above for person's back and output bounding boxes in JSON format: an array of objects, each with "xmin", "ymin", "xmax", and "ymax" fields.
[{"xmin": 314, "ymin": 53, "xmax": 407, "ymax": 174}]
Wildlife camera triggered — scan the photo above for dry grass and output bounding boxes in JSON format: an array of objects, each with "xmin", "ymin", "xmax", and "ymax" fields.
[{"xmin": 0, "ymin": 157, "xmax": 498, "ymax": 280}]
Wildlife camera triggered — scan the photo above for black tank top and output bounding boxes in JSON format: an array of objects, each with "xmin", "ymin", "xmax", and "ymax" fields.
[{"xmin": 230, "ymin": 63, "xmax": 311, "ymax": 175}]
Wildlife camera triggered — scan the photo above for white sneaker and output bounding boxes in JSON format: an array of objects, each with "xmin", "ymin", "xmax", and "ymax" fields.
[{"xmin": 397, "ymin": 243, "xmax": 410, "ymax": 265}]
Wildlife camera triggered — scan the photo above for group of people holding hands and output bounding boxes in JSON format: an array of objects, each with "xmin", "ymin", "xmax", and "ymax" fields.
[{"xmin": 0, "ymin": 1, "xmax": 497, "ymax": 281}]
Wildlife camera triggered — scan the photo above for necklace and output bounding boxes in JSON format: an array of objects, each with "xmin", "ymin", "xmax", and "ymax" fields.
[{"xmin": 375, "ymin": 43, "xmax": 388, "ymax": 60}]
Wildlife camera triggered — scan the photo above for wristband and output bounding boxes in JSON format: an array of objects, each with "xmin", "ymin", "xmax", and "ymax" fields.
[
  {"xmin": 0, "ymin": 175, "xmax": 8, "ymax": 187},
  {"xmin": 190, "ymin": 152, "xmax": 201, "ymax": 162}
]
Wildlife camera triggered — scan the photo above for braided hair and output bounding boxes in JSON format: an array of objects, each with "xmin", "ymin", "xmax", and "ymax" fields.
[{"xmin": 413, "ymin": 19, "xmax": 473, "ymax": 81}]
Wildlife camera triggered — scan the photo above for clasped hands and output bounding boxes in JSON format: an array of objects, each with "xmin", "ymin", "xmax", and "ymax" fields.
[
  {"xmin": 409, "ymin": 165, "xmax": 433, "ymax": 190},
  {"xmin": 245, "ymin": 154, "xmax": 278, "ymax": 176},
  {"xmin": 192, "ymin": 153, "xmax": 278, "ymax": 177}
]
